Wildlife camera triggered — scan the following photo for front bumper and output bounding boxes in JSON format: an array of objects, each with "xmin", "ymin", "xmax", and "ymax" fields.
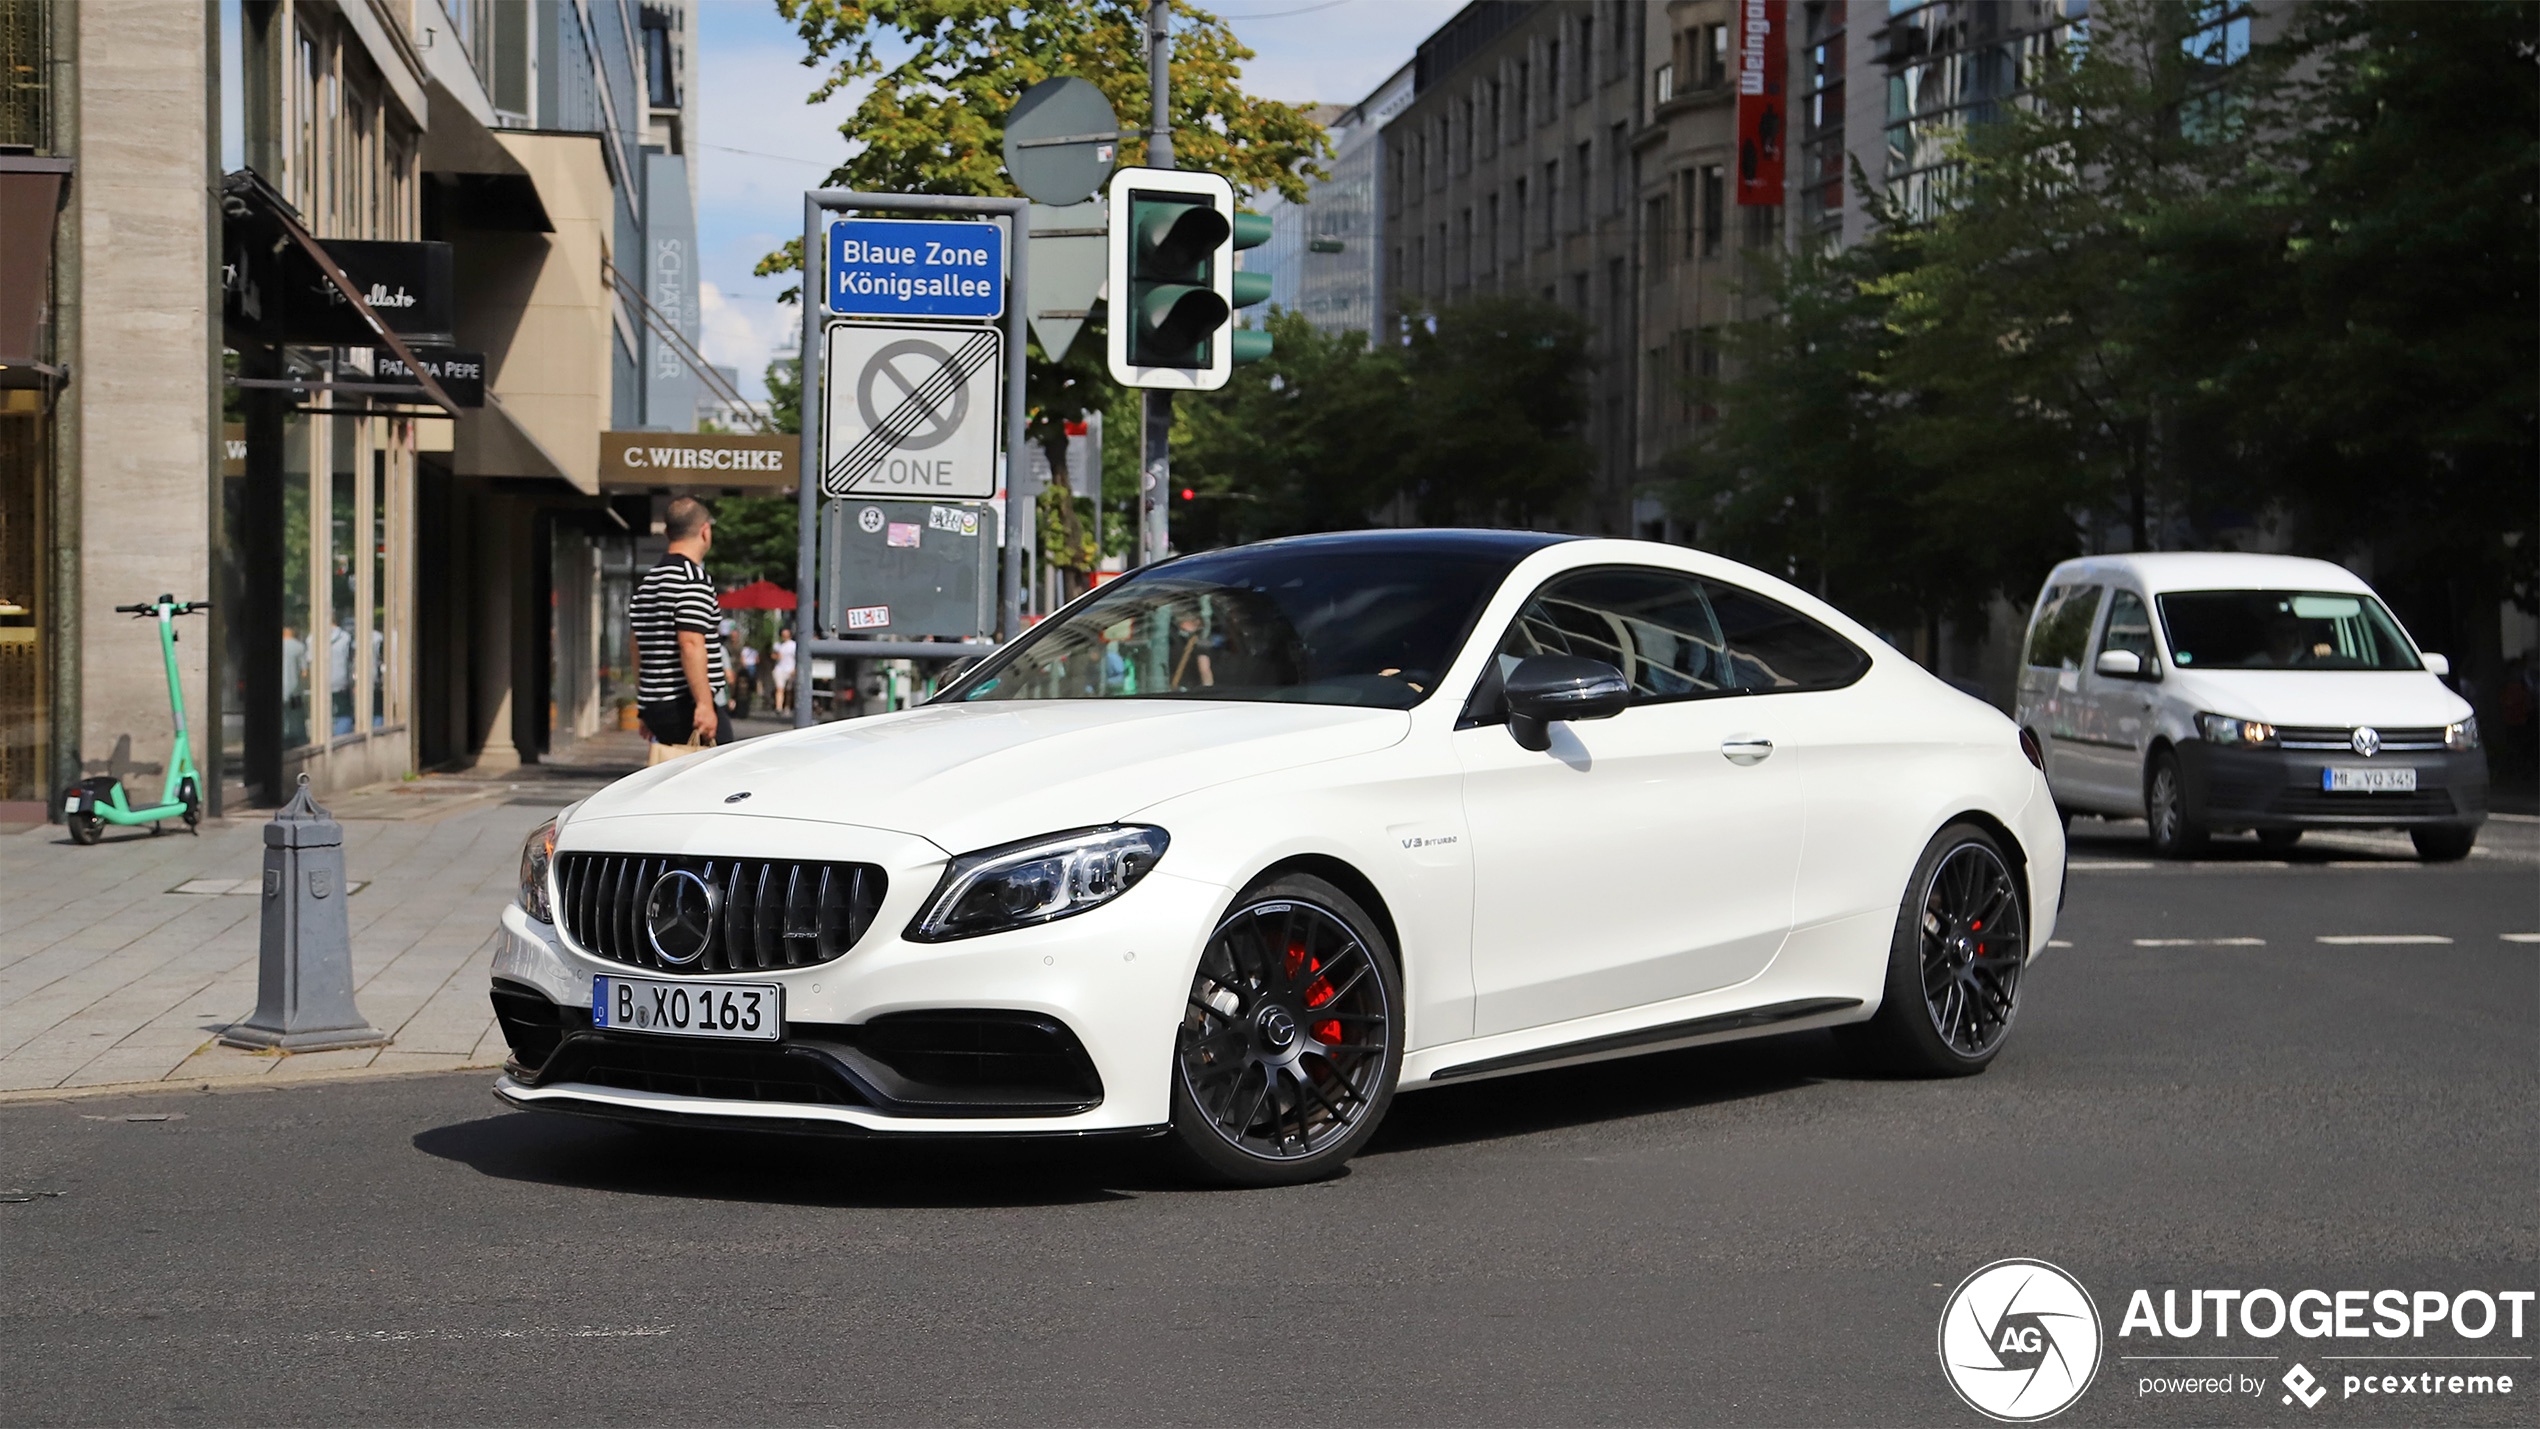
[
  {"xmin": 2179, "ymin": 742, "xmax": 2488, "ymax": 831},
  {"xmin": 488, "ymin": 864, "xmax": 1226, "ymax": 1135}
]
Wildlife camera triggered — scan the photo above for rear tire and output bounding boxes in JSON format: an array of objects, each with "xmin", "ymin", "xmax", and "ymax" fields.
[
  {"xmin": 2144, "ymin": 751, "xmax": 2207, "ymax": 858},
  {"xmin": 1838, "ymin": 823, "xmax": 2027, "ymax": 1077},
  {"xmin": 65, "ymin": 810, "xmax": 102, "ymax": 845},
  {"xmin": 1167, "ymin": 874, "xmax": 1403, "ymax": 1187},
  {"xmin": 2256, "ymin": 827, "xmax": 2302, "ymax": 853},
  {"xmin": 2411, "ymin": 826, "xmax": 2477, "ymax": 862}
]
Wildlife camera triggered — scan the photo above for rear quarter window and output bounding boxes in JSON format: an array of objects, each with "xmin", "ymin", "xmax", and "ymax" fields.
[{"xmin": 2025, "ymin": 584, "xmax": 2104, "ymax": 670}]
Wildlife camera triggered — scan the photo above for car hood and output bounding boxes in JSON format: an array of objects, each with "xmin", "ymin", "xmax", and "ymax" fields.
[
  {"xmin": 2163, "ymin": 669, "xmax": 2471, "ymax": 728},
  {"xmin": 566, "ymin": 699, "xmax": 1411, "ymax": 853}
]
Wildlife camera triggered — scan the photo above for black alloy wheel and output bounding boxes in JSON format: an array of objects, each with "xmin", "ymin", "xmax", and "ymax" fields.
[
  {"xmin": 2145, "ymin": 751, "xmax": 2208, "ymax": 858},
  {"xmin": 1840, "ymin": 823, "xmax": 2027, "ymax": 1076},
  {"xmin": 1169, "ymin": 874, "xmax": 1402, "ymax": 1186}
]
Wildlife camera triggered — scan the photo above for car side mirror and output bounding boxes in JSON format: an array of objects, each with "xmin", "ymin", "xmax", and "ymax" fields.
[
  {"xmin": 1503, "ymin": 655, "xmax": 1631, "ymax": 751},
  {"xmin": 2421, "ymin": 652, "xmax": 2450, "ymax": 677},
  {"xmin": 2094, "ymin": 649, "xmax": 2143, "ymax": 678}
]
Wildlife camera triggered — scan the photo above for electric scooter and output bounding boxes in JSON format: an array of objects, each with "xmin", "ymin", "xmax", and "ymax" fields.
[{"xmin": 60, "ymin": 595, "xmax": 209, "ymax": 844}]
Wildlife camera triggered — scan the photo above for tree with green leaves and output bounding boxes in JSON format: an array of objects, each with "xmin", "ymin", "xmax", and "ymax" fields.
[{"xmin": 753, "ymin": 0, "xmax": 1329, "ymax": 298}]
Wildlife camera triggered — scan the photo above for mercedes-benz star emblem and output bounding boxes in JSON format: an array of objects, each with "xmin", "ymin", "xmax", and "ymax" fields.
[
  {"xmin": 1257, "ymin": 1005, "xmax": 1298, "ymax": 1052},
  {"xmin": 2351, "ymin": 726, "xmax": 2382, "ymax": 757},
  {"xmin": 724, "ymin": 791, "xmax": 752, "ymax": 803},
  {"xmin": 644, "ymin": 869, "xmax": 718, "ymax": 966}
]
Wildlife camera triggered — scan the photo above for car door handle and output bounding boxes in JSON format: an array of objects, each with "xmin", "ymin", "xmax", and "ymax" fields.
[{"xmin": 1721, "ymin": 736, "xmax": 1774, "ymax": 766}]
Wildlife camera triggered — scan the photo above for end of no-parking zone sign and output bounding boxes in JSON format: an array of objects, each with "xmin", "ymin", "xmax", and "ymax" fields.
[{"xmin": 819, "ymin": 321, "xmax": 1002, "ymax": 500}]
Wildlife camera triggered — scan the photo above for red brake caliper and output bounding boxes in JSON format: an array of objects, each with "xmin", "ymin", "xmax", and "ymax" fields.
[{"xmin": 1286, "ymin": 940, "xmax": 1342, "ymax": 1044}]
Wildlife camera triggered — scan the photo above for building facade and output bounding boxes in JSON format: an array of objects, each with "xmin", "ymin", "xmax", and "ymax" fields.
[
  {"xmin": 1245, "ymin": 63, "xmax": 1415, "ymax": 341},
  {"xmin": 0, "ymin": 0, "xmax": 718, "ymax": 827}
]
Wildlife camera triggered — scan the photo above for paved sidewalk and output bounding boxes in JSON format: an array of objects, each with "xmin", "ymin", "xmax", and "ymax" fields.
[{"xmin": 0, "ymin": 773, "xmax": 609, "ymax": 1098}]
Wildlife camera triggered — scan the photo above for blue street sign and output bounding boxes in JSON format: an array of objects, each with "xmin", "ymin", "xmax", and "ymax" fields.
[{"xmin": 826, "ymin": 217, "xmax": 1006, "ymax": 321}]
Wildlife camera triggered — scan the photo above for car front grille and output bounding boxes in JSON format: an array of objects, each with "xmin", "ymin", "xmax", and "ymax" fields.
[
  {"xmin": 2276, "ymin": 725, "xmax": 2448, "ymax": 752},
  {"xmin": 556, "ymin": 853, "xmax": 886, "ymax": 975}
]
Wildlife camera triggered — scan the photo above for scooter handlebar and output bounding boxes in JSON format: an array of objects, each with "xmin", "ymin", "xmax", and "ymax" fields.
[{"xmin": 115, "ymin": 600, "xmax": 211, "ymax": 616}]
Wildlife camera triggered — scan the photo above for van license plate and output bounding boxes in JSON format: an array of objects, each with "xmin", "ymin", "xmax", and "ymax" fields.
[
  {"xmin": 2323, "ymin": 766, "xmax": 2416, "ymax": 793},
  {"xmin": 591, "ymin": 975, "xmax": 781, "ymax": 1041}
]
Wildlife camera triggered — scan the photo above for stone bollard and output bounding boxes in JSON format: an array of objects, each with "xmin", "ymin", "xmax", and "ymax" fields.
[{"xmin": 220, "ymin": 775, "xmax": 387, "ymax": 1052}]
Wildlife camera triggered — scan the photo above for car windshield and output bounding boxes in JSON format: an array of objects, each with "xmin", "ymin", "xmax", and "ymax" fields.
[
  {"xmin": 2157, "ymin": 589, "xmax": 2423, "ymax": 671},
  {"xmin": 942, "ymin": 542, "xmax": 1528, "ymax": 709}
]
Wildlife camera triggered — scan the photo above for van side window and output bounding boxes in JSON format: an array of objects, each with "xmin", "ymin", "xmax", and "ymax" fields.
[
  {"xmin": 2100, "ymin": 590, "xmax": 2157, "ymax": 670},
  {"xmin": 2025, "ymin": 584, "xmax": 2104, "ymax": 671}
]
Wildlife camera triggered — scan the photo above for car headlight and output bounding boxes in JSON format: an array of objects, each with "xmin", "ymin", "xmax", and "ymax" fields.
[
  {"xmin": 2196, "ymin": 713, "xmax": 2277, "ymax": 747},
  {"xmin": 2446, "ymin": 716, "xmax": 2480, "ymax": 752},
  {"xmin": 518, "ymin": 818, "xmax": 558, "ymax": 924},
  {"xmin": 907, "ymin": 825, "xmax": 1169, "ymax": 943}
]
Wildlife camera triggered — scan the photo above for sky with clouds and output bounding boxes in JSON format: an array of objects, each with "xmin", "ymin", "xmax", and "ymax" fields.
[{"xmin": 690, "ymin": 0, "xmax": 1466, "ymax": 402}]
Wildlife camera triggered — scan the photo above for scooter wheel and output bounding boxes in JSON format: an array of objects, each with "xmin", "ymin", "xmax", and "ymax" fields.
[{"xmin": 66, "ymin": 810, "xmax": 103, "ymax": 845}]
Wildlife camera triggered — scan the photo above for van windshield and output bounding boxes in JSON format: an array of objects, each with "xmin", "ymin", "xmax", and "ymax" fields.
[{"xmin": 2157, "ymin": 590, "xmax": 2423, "ymax": 672}]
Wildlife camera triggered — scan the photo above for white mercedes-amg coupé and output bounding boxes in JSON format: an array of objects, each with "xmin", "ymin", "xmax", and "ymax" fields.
[{"xmin": 491, "ymin": 530, "xmax": 2063, "ymax": 1184}]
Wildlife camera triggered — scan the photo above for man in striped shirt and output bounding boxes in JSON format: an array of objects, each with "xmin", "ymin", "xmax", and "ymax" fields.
[{"xmin": 632, "ymin": 497, "xmax": 732, "ymax": 747}]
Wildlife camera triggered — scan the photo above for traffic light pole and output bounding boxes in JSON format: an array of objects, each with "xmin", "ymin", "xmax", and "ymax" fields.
[{"xmin": 1138, "ymin": 0, "xmax": 1173, "ymax": 569}]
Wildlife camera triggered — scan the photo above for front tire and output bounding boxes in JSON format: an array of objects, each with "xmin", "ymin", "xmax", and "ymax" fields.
[
  {"xmin": 2411, "ymin": 826, "xmax": 2477, "ymax": 862},
  {"xmin": 1840, "ymin": 823, "xmax": 2027, "ymax": 1077},
  {"xmin": 1168, "ymin": 874, "xmax": 1403, "ymax": 1187},
  {"xmin": 2145, "ymin": 751, "xmax": 2208, "ymax": 858}
]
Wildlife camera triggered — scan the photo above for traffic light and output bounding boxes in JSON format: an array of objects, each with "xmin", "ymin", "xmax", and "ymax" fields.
[{"xmin": 1106, "ymin": 167, "xmax": 1275, "ymax": 390}]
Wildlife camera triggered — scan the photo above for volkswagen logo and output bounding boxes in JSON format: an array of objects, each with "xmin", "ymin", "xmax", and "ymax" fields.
[
  {"xmin": 2351, "ymin": 726, "xmax": 2382, "ymax": 757},
  {"xmin": 643, "ymin": 869, "xmax": 719, "ymax": 966}
]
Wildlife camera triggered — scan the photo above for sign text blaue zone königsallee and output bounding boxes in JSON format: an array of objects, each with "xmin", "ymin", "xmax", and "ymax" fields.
[{"xmin": 827, "ymin": 217, "xmax": 1006, "ymax": 321}]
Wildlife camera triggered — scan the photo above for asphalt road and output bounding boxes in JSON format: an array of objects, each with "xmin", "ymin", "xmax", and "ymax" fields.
[{"xmin": 2, "ymin": 822, "xmax": 2532, "ymax": 1427}]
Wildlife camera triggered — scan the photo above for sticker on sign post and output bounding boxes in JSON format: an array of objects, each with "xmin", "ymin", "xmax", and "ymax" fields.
[
  {"xmin": 821, "ymin": 321, "xmax": 1002, "ymax": 500},
  {"xmin": 845, "ymin": 606, "xmax": 892, "ymax": 631},
  {"xmin": 827, "ymin": 217, "xmax": 1006, "ymax": 321}
]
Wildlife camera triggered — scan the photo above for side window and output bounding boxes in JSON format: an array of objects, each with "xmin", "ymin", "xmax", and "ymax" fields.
[
  {"xmin": 1699, "ymin": 578, "xmax": 1873, "ymax": 692},
  {"xmin": 2099, "ymin": 589, "xmax": 2157, "ymax": 670},
  {"xmin": 2025, "ymin": 583, "xmax": 2104, "ymax": 670},
  {"xmin": 1493, "ymin": 567, "xmax": 1736, "ymax": 701}
]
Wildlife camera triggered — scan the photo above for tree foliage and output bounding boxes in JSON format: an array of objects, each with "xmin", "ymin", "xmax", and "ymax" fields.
[
  {"xmin": 754, "ymin": 0, "xmax": 1329, "ymax": 299},
  {"xmin": 1173, "ymin": 298, "xmax": 1595, "ymax": 548},
  {"xmin": 1673, "ymin": 0, "xmax": 2536, "ymax": 663}
]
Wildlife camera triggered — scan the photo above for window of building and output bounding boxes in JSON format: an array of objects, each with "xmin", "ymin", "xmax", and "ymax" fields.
[
  {"xmin": 1543, "ymin": 159, "xmax": 1559, "ymax": 244},
  {"xmin": 1609, "ymin": 122, "xmax": 1629, "ymax": 214},
  {"xmin": 1606, "ymin": 258, "xmax": 1625, "ymax": 346},
  {"xmin": 1801, "ymin": 3, "xmax": 1847, "ymax": 234},
  {"xmin": 1703, "ymin": 23, "xmax": 1730, "ymax": 87},
  {"xmin": 1547, "ymin": 40, "xmax": 1560, "ymax": 109},
  {"xmin": 1699, "ymin": 165, "xmax": 1724, "ymax": 255},
  {"xmin": 1645, "ymin": 194, "xmax": 1671, "ymax": 270},
  {"xmin": 1513, "ymin": 176, "xmax": 1529, "ymax": 250},
  {"xmin": 1517, "ymin": 59, "xmax": 1532, "ymax": 128},
  {"xmin": 1487, "ymin": 191, "xmax": 1501, "ymax": 271},
  {"xmin": 1574, "ymin": 140, "xmax": 1591, "ymax": 228},
  {"xmin": 1577, "ymin": 15, "xmax": 1594, "ymax": 99},
  {"xmin": 1460, "ymin": 96, "xmax": 1475, "ymax": 171}
]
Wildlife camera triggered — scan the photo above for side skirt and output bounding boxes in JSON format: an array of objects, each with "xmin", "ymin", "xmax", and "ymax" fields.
[{"xmin": 1424, "ymin": 997, "xmax": 1864, "ymax": 1083}]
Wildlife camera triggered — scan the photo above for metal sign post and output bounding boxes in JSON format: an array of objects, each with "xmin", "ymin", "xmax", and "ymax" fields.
[{"xmin": 794, "ymin": 191, "xmax": 1029, "ymax": 728}]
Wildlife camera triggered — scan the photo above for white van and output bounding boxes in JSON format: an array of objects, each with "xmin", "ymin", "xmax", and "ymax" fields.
[{"xmin": 2013, "ymin": 553, "xmax": 2486, "ymax": 861}]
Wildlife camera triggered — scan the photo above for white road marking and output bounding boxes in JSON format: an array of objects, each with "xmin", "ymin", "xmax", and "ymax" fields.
[
  {"xmin": 2046, "ymin": 939, "xmax": 2073, "ymax": 948},
  {"xmin": 2315, "ymin": 934, "xmax": 2454, "ymax": 945},
  {"xmin": 2070, "ymin": 860, "xmax": 2154, "ymax": 870},
  {"xmin": 2131, "ymin": 937, "xmax": 2266, "ymax": 947},
  {"xmin": 2502, "ymin": 933, "xmax": 2540, "ymax": 944},
  {"xmin": 2324, "ymin": 861, "xmax": 2413, "ymax": 869}
]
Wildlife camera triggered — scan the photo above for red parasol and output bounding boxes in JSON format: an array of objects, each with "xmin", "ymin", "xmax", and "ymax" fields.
[{"xmin": 716, "ymin": 579, "xmax": 797, "ymax": 611}]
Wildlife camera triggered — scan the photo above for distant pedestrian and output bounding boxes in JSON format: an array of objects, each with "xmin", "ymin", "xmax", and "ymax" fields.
[
  {"xmin": 631, "ymin": 497, "xmax": 731, "ymax": 748},
  {"xmin": 735, "ymin": 642, "xmax": 760, "ymax": 719},
  {"xmin": 772, "ymin": 625, "xmax": 797, "ymax": 715}
]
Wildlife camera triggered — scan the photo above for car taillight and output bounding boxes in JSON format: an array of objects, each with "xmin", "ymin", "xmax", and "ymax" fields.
[{"xmin": 2018, "ymin": 727, "xmax": 2046, "ymax": 772}]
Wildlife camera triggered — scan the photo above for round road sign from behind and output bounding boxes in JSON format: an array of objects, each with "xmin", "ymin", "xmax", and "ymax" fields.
[{"xmin": 1004, "ymin": 76, "xmax": 1120, "ymax": 207}]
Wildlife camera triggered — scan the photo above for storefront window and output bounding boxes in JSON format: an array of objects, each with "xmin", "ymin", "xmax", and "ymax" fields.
[
  {"xmin": 329, "ymin": 418, "xmax": 357, "ymax": 737},
  {"xmin": 280, "ymin": 410, "xmax": 312, "ymax": 750},
  {"xmin": 371, "ymin": 449, "xmax": 388, "ymax": 728}
]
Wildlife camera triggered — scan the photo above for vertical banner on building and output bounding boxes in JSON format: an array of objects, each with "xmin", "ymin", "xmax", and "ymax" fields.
[{"xmin": 1736, "ymin": 0, "xmax": 1787, "ymax": 206}]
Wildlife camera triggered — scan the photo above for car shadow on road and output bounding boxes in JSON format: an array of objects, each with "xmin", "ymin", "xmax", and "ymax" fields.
[
  {"xmin": 1363, "ymin": 1029, "xmax": 1849, "ymax": 1158},
  {"xmin": 412, "ymin": 1111, "xmax": 1167, "ymax": 1208}
]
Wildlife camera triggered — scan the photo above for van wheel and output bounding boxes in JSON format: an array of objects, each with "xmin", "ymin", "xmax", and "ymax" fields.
[
  {"xmin": 2411, "ymin": 826, "xmax": 2476, "ymax": 862},
  {"xmin": 2145, "ymin": 752, "xmax": 2207, "ymax": 858}
]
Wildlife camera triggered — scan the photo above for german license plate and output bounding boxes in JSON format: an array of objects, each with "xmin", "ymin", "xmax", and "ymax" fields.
[
  {"xmin": 592, "ymin": 975, "xmax": 781, "ymax": 1041},
  {"xmin": 2323, "ymin": 766, "xmax": 2417, "ymax": 793}
]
